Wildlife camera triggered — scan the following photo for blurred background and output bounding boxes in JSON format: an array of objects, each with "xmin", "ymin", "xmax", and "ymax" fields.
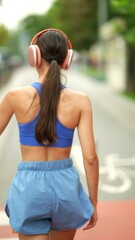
[
  {"xmin": 0, "ymin": 0, "xmax": 135, "ymax": 239},
  {"xmin": 0, "ymin": 0, "xmax": 135, "ymax": 95}
]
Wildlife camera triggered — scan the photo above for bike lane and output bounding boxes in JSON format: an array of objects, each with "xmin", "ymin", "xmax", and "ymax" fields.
[
  {"xmin": 75, "ymin": 200, "xmax": 135, "ymax": 240},
  {"xmin": 1, "ymin": 201, "xmax": 135, "ymax": 240},
  {"xmin": 1, "ymin": 67, "xmax": 135, "ymax": 239}
]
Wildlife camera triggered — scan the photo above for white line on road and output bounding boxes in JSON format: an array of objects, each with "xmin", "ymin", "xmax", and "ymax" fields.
[
  {"xmin": 0, "ymin": 210, "xmax": 18, "ymax": 239},
  {"xmin": 0, "ymin": 210, "xmax": 9, "ymax": 226},
  {"xmin": 72, "ymin": 145, "xmax": 135, "ymax": 194},
  {"xmin": 0, "ymin": 239, "xmax": 18, "ymax": 240},
  {"xmin": 71, "ymin": 144, "xmax": 89, "ymax": 194},
  {"xmin": 71, "ymin": 145, "xmax": 85, "ymax": 174}
]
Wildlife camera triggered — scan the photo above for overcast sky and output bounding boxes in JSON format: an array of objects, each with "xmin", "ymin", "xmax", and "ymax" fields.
[{"xmin": 0, "ymin": 0, "xmax": 54, "ymax": 29}]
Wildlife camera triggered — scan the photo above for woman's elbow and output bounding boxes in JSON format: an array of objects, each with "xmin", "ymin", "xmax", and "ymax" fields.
[{"xmin": 83, "ymin": 154, "xmax": 98, "ymax": 166}]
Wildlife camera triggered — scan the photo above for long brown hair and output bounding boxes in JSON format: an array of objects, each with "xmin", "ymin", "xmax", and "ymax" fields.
[{"xmin": 35, "ymin": 30, "xmax": 68, "ymax": 144}]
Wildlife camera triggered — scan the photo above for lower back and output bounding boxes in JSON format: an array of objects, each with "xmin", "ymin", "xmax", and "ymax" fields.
[{"xmin": 20, "ymin": 145, "xmax": 71, "ymax": 161}]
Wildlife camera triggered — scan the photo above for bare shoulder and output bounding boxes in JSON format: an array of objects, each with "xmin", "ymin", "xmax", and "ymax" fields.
[
  {"xmin": 1, "ymin": 88, "xmax": 19, "ymax": 104},
  {"xmin": 7, "ymin": 85, "xmax": 34, "ymax": 96},
  {"xmin": 63, "ymin": 87, "xmax": 92, "ymax": 110},
  {"xmin": 2, "ymin": 85, "xmax": 35, "ymax": 109}
]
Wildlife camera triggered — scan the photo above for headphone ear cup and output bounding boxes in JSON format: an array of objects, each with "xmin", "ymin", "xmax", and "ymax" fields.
[
  {"xmin": 28, "ymin": 45, "xmax": 41, "ymax": 67},
  {"xmin": 62, "ymin": 49, "xmax": 73, "ymax": 70}
]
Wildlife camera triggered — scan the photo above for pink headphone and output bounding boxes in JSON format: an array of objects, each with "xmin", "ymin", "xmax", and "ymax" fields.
[{"xmin": 28, "ymin": 28, "xmax": 73, "ymax": 70}]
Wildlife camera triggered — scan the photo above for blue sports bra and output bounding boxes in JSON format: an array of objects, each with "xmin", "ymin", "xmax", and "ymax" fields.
[{"xmin": 18, "ymin": 82, "xmax": 75, "ymax": 148}]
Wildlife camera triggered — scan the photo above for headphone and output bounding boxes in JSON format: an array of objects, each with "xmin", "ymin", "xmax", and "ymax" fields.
[{"xmin": 28, "ymin": 28, "xmax": 73, "ymax": 70}]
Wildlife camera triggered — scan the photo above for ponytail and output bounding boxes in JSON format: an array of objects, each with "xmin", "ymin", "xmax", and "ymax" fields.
[{"xmin": 35, "ymin": 60, "xmax": 61, "ymax": 144}]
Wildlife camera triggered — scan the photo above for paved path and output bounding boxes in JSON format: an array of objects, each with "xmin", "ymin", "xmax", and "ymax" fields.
[
  {"xmin": 1, "ymin": 66, "xmax": 135, "ymax": 239},
  {"xmin": 1, "ymin": 200, "xmax": 135, "ymax": 240},
  {"xmin": 68, "ymin": 68, "xmax": 135, "ymax": 135}
]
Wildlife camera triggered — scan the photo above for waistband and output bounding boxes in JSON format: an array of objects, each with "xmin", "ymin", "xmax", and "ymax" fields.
[{"xmin": 18, "ymin": 158, "xmax": 73, "ymax": 171}]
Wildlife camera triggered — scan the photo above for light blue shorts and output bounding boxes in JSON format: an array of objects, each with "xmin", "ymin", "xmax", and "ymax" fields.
[{"xmin": 5, "ymin": 158, "xmax": 94, "ymax": 235}]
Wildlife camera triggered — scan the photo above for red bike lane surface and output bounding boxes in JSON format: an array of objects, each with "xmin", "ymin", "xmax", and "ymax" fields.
[
  {"xmin": 0, "ymin": 201, "xmax": 135, "ymax": 240},
  {"xmin": 75, "ymin": 200, "xmax": 135, "ymax": 240}
]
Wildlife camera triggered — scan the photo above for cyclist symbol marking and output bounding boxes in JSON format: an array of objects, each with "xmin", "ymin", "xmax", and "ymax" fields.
[
  {"xmin": 99, "ymin": 154, "xmax": 135, "ymax": 193},
  {"xmin": 71, "ymin": 145, "xmax": 135, "ymax": 194}
]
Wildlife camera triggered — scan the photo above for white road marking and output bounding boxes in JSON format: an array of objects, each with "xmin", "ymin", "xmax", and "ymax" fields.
[
  {"xmin": 71, "ymin": 145, "xmax": 89, "ymax": 194},
  {"xmin": 0, "ymin": 210, "xmax": 18, "ymax": 239},
  {"xmin": 71, "ymin": 145, "xmax": 85, "ymax": 174},
  {"xmin": 100, "ymin": 153, "xmax": 135, "ymax": 193},
  {"xmin": 0, "ymin": 210, "xmax": 9, "ymax": 226},
  {"xmin": 0, "ymin": 239, "xmax": 18, "ymax": 240},
  {"xmin": 71, "ymin": 146, "xmax": 135, "ymax": 194}
]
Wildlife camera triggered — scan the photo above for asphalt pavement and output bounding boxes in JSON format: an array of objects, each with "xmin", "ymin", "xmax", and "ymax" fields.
[
  {"xmin": 67, "ymin": 67, "xmax": 135, "ymax": 135},
  {"xmin": 0, "ymin": 65, "xmax": 135, "ymax": 239}
]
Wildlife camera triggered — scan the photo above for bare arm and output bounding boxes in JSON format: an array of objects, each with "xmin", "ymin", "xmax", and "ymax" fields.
[
  {"xmin": 77, "ymin": 94, "xmax": 99, "ymax": 228},
  {"xmin": 0, "ymin": 90, "xmax": 15, "ymax": 135}
]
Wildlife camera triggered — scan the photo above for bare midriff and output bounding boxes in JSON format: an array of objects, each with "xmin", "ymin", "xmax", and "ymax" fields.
[{"xmin": 20, "ymin": 145, "xmax": 71, "ymax": 161}]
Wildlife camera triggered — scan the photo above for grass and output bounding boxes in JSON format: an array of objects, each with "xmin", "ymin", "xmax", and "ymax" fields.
[
  {"xmin": 80, "ymin": 65, "xmax": 135, "ymax": 102},
  {"xmin": 122, "ymin": 91, "xmax": 135, "ymax": 102},
  {"xmin": 80, "ymin": 66, "xmax": 106, "ymax": 81}
]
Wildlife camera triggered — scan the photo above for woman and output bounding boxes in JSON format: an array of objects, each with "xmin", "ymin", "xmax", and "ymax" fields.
[{"xmin": 0, "ymin": 28, "xmax": 99, "ymax": 240}]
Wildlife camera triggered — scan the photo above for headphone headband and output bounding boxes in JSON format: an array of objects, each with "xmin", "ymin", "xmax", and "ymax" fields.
[
  {"xmin": 28, "ymin": 28, "xmax": 73, "ymax": 69},
  {"xmin": 31, "ymin": 28, "xmax": 72, "ymax": 49}
]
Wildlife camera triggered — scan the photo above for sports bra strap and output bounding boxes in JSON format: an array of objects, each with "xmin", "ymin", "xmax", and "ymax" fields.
[
  {"xmin": 30, "ymin": 82, "xmax": 67, "ymax": 96},
  {"xmin": 31, "ymin": 82, "xmax": 42, "ymax": 96}
]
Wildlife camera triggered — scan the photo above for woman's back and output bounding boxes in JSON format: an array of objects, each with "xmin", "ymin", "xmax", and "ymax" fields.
[{"xmin": 11, "ymin": 81, "xmax": 86, "ymax": 161}]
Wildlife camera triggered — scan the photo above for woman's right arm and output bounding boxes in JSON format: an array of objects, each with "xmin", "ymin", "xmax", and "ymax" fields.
[
  {"xmin": 77, "ymin": 94, "xmax": 99, "ymax": 229},
  {"xmin": 0, "ymin": 90, "xmax": 15, "ymax": 135}
]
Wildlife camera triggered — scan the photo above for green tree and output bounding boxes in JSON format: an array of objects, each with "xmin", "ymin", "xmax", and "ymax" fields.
[
  {"xmin": 47, "ymin": 0, "xmax": 98, "ymax": 50},
  {"xmin": 20, "ymin": 0, "xmax": 98, "ymax": 51},
  {"xmin": 0, "ymin": 25, "xmax": 10, "ymax": 46},
  {"xmin": 110, "ymin": 0, "xmax": 135, "ymax": 92},
  {"xmin": 19, "ymin": 14, "xmax": 53, "ymax": 42}
]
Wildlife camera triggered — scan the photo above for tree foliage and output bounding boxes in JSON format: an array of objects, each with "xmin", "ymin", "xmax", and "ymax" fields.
[
  {"xmin": 20, "ymin": 0, "xmax": 98, "ymax": 51},
  {"xmin": 109, "ymin": 0, "xmax": 135, "ymax": 91},
  {"xmin": 110, "ymin": 0, "xmax": 135, "ymax": 46},
  {"xmin": 0, "ymin": 25, "xmax": 10, "ymax": 46},
  {"xmin": 20, "ymin": 14, "xmax": 53, "ymax": 42}
]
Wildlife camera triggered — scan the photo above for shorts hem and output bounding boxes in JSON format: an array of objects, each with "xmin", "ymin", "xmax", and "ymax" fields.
[
  {"xmin": 9, "ymin": 222, "xmax": 50, "ymax": 235},
  {"xmin": 51, "ymin": 218, "xmax": 91, "ymax": 231},
  {"xmin": 10, "ymin": 217, "xmax": 91, "ymax": 234}
]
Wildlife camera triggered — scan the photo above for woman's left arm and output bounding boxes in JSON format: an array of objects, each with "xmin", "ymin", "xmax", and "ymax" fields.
[{"xmin": 0, "ymin": 90, "xmax": 15, "ymax": 135}]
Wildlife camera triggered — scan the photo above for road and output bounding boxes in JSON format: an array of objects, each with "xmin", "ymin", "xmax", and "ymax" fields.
[
  {"xmin": 0, "ymin": 65, "xmax": 135, "ymax": 205},
  {"xmin": 0, "ymin": 65, "xmax": 135, "ymax": 240},
  {"xmin": 67, "ymin": 68, "xmax": 135, "ymax": 202}
]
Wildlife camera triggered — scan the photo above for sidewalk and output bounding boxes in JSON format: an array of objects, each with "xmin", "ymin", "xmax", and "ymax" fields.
[
  {"xmin": 1, "ymin": 201, "xmax": 135, "ymax": 240},
  {"xmin": 68, "ymin": 68, "xmax": 135, "ymax": 135}
]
